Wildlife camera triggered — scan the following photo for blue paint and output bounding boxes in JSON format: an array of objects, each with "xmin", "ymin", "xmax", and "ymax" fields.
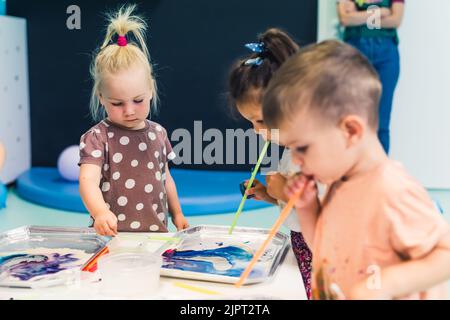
[
  {"xmin": 162, "ymin": 246, "xmax": 262, "ymax": 278},
  {"xmin": 0, "ymin": 181, "xmax": 7, "ymax": 209},
  {"xmin": 0, "ymin": 253, "xmax": 80, "ymax": 281},
  {"xmin": 0, "ymin": 254, "xmax": 27, "ymax": 264}
]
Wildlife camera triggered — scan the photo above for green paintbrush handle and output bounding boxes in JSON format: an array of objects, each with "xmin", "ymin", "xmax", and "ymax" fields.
[{"xmin": 228, "ymin": 141, "xmax": 270, "ymax": 234}]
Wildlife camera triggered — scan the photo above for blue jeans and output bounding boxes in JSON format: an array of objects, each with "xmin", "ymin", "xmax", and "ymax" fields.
[{"xmin": 346, "ymin": 37, "xmax": 400, "ymax": 154}]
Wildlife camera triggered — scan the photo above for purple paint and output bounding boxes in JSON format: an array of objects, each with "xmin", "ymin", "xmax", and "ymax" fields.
[{"xmin": 0, "ymin": 253, "xmax": 80, "ymax": 281}]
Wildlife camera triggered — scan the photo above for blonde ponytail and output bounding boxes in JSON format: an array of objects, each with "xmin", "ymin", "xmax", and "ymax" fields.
[
  {"xmin": 89, "ymin": 4, "xmax": 158, "ymax": 121},
  {"xmin": 100, "ymin": 4, "xmax": 150, "ymax": 60}
]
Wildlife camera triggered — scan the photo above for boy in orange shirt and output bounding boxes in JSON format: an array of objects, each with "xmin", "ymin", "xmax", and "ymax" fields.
[{"xmin": 263, "ymin": 40, "xmax": 450, "ymax": 299}]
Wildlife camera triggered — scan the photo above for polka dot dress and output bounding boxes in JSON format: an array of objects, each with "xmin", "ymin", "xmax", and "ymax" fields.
[{"xmin": 79, "ymin": 119, "xmax": 176, "ymax": 232}]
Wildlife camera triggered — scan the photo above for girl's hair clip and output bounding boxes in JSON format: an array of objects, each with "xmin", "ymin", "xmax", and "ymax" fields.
[
  {"xmin": 244, "ymin": 57, "xmax": 263, "ymax": 66},
  {"xmin": 243, "ymin": 42, "xmax": 265, "ymax": 66},
  {"xmin": 244, "ymin": 42, "xmax": 265, "ymax": 53}
]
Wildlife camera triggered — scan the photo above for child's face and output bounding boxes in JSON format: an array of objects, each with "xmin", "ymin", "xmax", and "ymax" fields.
[
  {"xmin": 99, "ymin": 64, "xmax": 153, "ymax": 130},
  {"xmin": 237, "ymin": 101, "xmax": 271, "ymax": 141},
  {"xmin": 278, "ymin": 109, "xmax": 359, "ymax": 185}
]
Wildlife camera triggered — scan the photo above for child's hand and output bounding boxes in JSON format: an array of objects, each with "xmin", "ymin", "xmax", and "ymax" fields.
[
  {"xmin": 347, "ymin": 280, "xmax": 390, "ymax": 300},
  {"xmin": 285, "ymin": 174, "xmax": 319, "ymax": 212},
  {"xmin": 172, "ymin": 214, "xmax": 189, "ymax": 231},
  {"xmin": 265, "ymin": 173, "xmax": 288, "ymax": 202},
  {"xmin": 245, "ymin": 179, "xmax": 276, "ymax": 203},
  {"xmin": 94, "ymin": 211, "xmax": 118, "ymax": 236},
  {"xmin": 379, "ymin": 7, "xmax": 391, "ymax": 17}
]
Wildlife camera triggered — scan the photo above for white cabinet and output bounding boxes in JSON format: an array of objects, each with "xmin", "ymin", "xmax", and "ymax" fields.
[{"xmin": 0, "ymin": 16, "xmax": 31, "ymax": 184}]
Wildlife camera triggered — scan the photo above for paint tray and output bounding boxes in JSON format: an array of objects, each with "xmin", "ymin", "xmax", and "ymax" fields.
[
  {"xmin": 0, "ymin": 226, "xmax": 110, "ymax": 288},
  {"xmin": 160, "ymin": 225, "xmax": 290, "ymax": 285}
]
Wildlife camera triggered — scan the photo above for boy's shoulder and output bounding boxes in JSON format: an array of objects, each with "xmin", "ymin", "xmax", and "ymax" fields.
[
  {"xmin": 364, "ymin": 160, "xmax": 425, "ymax": 199},
  {"xmin": 374, "ymin": 162, "xmax": 448, "ymax": 261},
  {"xmin": 372, "ymin": 160, "xmax": 435, "ymax": 214},
  {"xmin": 376, "ymin": 160, "xmax": 422, "ymax": 193}
]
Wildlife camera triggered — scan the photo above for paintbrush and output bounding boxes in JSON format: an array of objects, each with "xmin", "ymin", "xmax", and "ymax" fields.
[
  {"xmin": 173, "ymin": 281, "xmax": 221, "ymax": 295},
  {"xmin": 82, "ymin": 246, "xmax": 110, "ymax": 272},
  {"xmin": 229, "ymin": 141, "xmax": 270, "ymax": 235},
  {"xmin": 234, "ymin": 183, "xmax": 306, "ymax": 287}
]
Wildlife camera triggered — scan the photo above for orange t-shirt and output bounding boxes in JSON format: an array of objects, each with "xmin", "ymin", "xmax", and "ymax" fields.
[{"xmin": 312, "ymin": 160, "xmax": 449, "ymax": 300}]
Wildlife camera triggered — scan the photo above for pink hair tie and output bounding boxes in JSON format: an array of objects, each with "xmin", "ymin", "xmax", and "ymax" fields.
[{"xmin": 117, "ymin": 35, "xmax": 127, "ymax": 47}]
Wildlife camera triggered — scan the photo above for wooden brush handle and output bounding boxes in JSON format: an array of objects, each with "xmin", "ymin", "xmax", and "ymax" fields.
[{"xmin": 235, "ymin": 186, "xmax": 305, "ymax": 287}]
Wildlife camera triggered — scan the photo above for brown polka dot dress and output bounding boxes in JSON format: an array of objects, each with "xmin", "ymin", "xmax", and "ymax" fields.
[{"xmin": 79, "ymin": 119, "xmax": 176, "ymax": 232}]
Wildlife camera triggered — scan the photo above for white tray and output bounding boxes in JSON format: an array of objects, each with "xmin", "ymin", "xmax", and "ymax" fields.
[
  {"xmin": 160, "ymin": 225, "xmax": 290, "ymax": 285},
  {"xmin": 0, "ymin": 226, "xmax": 110, "ymax": 288}
]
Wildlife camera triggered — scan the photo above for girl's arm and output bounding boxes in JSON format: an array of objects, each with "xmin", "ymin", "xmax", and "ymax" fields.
[
  {"xmin": 165, "ymin": 164, "xmax": 189, "ymax": 230},
  {"xmin": 79, "ymin": 164, "xmax": 108, "ymax": 219},
  {"xmin": 380, "ymin": 2, "xmax": 405, "ymax": 29},
  {"xmin": 266, "ymin": 173, "xmax": 289, "ymax": 203},
  {"xmin": 337, "ymin": 1, "xmax": 392, "ymax": 27},
  {"xmin": 350, "ymin": 231, "xmax": 450, "ymax": 299},
  {"xmin": 79, "ymin": 163, "xmax": 117, "ymax": 235}
]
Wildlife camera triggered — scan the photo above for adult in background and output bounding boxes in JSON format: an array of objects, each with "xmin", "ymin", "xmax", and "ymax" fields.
[{"xmin": 337, "ymin": 0, "xmax": 405, "ymax": 154}]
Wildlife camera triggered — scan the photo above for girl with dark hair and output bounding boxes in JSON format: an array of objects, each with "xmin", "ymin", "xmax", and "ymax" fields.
[{"xmin": 228, "ymin": 28, "xmax": 312, "ymax": 299}]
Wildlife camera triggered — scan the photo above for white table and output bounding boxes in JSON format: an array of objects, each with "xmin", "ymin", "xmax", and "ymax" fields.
[{"xmin": 0, "ymin": 232, "xmax": 306, "ymax": 300}]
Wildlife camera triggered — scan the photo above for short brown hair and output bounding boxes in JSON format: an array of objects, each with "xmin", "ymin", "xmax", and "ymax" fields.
[{"xmin": 262, "ymin": 40, "xmax": 381, "ymax": 129}]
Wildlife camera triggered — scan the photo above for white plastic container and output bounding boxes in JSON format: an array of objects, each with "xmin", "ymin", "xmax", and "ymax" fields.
[{"xmin": 97, "ymin": 252, "xmax": 162, "ymax": 297}]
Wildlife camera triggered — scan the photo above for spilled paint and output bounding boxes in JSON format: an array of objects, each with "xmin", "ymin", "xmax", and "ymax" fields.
[
  {"xmin": 0, "ymin": 253, "xmax": 80, "ymax": 281},
  {"xmin": 162, "ymin": 245, "xmax": 263, "ymax": 278}
]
